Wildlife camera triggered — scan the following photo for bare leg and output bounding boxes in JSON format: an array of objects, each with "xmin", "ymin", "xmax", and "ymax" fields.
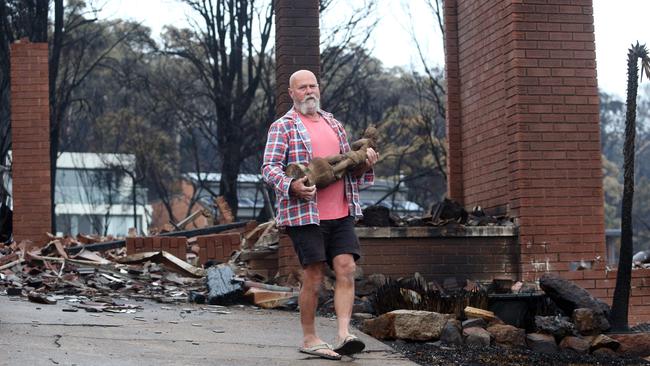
[
  {"xmin": 300, "ymin": 262, "xmax": 339, "ymax": 357},
  {"xmin": 332, "ymin": 254, "xmax": 356, "ymax": 340}
]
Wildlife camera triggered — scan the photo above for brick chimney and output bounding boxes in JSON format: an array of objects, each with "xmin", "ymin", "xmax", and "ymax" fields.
[
  {"xmin": 10, "ymin": 40, "xmax": 52, "ymax": 243},
  {"xmin": 274, "ymin": 0, "xmax": 320, "ymax": 117},
  {"xmin": 444, "ymin": 0, "xmax": 604, "ymax": 280}
]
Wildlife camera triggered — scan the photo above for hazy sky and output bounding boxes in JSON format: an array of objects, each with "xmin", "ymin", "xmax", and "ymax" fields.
[{"xmin": 98, "ymin": 0, "xmax": 648, "ymax": 99}]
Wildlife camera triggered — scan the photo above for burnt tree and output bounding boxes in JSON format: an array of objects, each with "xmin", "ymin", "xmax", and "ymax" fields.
[
  {"xmin": 610, "ymin": 42, "xmax": 650, "ymax": 331},
  {"xmin": 164, "ymin": 0, "xmax": 274, "ymax": 218}
]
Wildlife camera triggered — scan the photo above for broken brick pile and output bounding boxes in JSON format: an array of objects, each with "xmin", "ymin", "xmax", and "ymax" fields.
[
  {"xmin": 194, "ymin": 232, "xmax": 241, "ymax": 265},
  {"xmin": 126, "ymin": 236, "xmax": 187, "ymax": 261}
]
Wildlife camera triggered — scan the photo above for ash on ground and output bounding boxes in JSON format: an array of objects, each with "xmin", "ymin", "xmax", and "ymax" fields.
[{"xmin": 385, "ymin": 340, "xmax": 649, "ymax": 366}]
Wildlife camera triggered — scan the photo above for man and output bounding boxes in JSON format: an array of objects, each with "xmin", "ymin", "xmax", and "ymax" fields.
[{"xmin": 262, "ymin": 70, "xmax": 377, "ymax": 360}]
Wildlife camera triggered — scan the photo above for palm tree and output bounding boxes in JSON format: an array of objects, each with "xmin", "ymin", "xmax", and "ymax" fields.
[{"xmin": 610, "ymin": 42, "xmax": 650, "ymax": 331}]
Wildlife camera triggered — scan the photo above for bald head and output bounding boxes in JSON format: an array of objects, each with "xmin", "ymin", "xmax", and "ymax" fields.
[
  {"xmin": 289, "ymin": 69, "xmax": 317, "ymax": 89},
  {"xmin": 288, "ymin": 69, "xmax": 321, "ymax": 116}
]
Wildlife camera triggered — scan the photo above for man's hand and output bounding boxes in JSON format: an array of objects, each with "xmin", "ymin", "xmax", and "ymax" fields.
[
  {"xmin": 290, "ymin": 176, "xmax": 316, "ymax": 201},
  {"xmin": 365, "ymin": 147, "xmax": 378, "ymax": 167},
  {"xmin": 351, "ymin": 148, "xmax": 378, "ymax": 178}
]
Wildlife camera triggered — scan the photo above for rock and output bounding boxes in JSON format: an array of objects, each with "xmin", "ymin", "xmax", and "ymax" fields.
[
  {"xmin": 610, "ymin": 333, "xmax": 650, "ymax": 357},
  {"xmin": 462, "ymin": 318, "xmax": 487, "ymax": 329},
  {"xmin": 526, "ymin": 333, "xmax": 558, "ymax": 353},
  {"xmin": 486, "ymin": 324, "xmax": 526, "ymax": 348},
  {"xmin": 573, "ymin": 308, "xmax": 609, "ymax": 335},
  {"xmin": 535, "ymin": 315, "xmax": 575, "ymax": 339},
  {"xmin": 440, "ymin": 319, "xmax": 463, "ymax": 346},
  {"xmin": 463, "ymin": 326, "xmax": 491, "ymax": 347},
  {"xmin": 362, "ymin": 310, "xmax": 452, "ymax": 341},
  {"xmin": 589, "ymin": 334, "xmax": 620, "ymax": 352},
  {"xmin": 560, "ymin": 336, "xmax": 590, "ymax": 354},
  {"xmin": 539, "ymin": 274, "xmax": 610, "ymax": 330}
]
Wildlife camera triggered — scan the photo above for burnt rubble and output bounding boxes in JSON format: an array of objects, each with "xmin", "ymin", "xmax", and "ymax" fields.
[
  {"xmin": 360, "ymin": 198, "xmax": 515, "ymax": 228},
  {"xmin": 2, "ymin": 219, "xmax": 650, "ymax": 364},
  {"xmin": 0, "ymin": 222, "xmax": 298, "ymax": 312}
]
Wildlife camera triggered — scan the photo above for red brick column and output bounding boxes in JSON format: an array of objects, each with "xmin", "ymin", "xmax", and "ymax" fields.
[
  {"xmin": 444, "ymin": 0, "xmax": 604, "ymax": 280},
  {"xmin": 10, "ymin": 40, "xmax": 51, "ymax": 244},
  {"xmin": 274, "ymin": 0, "xmax": 320, "ymax": 117},
  {"xmin": 443, "ymin": 0, "xmax": 464, "ymax": 204}
]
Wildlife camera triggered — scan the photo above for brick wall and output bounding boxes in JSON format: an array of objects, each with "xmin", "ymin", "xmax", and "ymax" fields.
[
  {"xmin": 277, "ymin": 228, "xmax": 519, "ymax": 281},
  {"xmin": 445, "ymin": 0, "xmax": 605, "ymax": 280},
  {"xmin": 195, "ymin": 232, "xmax": 241, "ymax": 265},
  {"xmin": 274, "ymin": 0, "xmax": 320, "ymax": 117},
  {"xmin": 10, "ymin": 40, "xmax": 52, "ymax": 244},
  {"xmin": 126, "ymin": 236, "xmax": 187, "ymax": 260},
  {"xmin": 357, "ymin": 236, "xmax": 519, "ymax": 282}
]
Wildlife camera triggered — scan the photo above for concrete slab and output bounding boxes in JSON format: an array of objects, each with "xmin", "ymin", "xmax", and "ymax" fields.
[{"xmin": 0, "ymin": 295, "xmax": 415, "ymax": 366}]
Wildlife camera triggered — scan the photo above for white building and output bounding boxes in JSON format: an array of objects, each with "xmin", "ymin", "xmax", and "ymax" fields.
[
  {"xmin": 54, "ymin": 152, "xmax": 151, "ymax": 236},
  {"xmin": 3, "ymin": 151, "xmax": 150, "ymax": 237}
]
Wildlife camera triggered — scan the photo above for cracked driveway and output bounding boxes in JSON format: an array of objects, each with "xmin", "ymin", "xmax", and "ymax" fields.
[{"xmin": 0, "ymin": 295, "xmax": 415, "ymax": 366}]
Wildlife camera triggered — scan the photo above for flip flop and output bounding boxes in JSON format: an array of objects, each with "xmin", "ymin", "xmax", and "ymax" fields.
[
  {"xmin": 299, "ymin": 343, "xmax": 342, "ymax": 360},
  {"xmin": 333, "ymin": 334, "xmax": 366, "ymax": 356}
]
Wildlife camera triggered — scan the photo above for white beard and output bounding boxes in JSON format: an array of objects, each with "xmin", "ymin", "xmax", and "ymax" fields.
[{"xmin": 298, "ymin": 97, "xmax": 320, "ymax": 115}]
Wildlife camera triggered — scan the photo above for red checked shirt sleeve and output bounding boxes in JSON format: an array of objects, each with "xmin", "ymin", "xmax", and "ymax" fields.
[{"xmin": 261, "ymin": 120, "xmax": 293, "ymax": 199}]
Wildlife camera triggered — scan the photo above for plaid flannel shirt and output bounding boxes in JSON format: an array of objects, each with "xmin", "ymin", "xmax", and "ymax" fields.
[{"xmin": 261, "ymin": 107, "xmax": 374, "ymax": 227}]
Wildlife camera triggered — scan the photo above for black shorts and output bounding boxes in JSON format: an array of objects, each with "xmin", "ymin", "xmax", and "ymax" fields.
[{"xmin": 285, "ymin": 216, "xmax": 361, "ymax": 268}]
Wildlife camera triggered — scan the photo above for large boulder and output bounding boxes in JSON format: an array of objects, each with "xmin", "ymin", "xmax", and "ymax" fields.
[
  {"xmin": 486, "ymin": 324, "xmax": 526, "ymax": 348},
  {"xmin": 573, "ymin": 308, "xmax": 609, "ymax": 335},
  {"xmin": 559, "ymin": 336, "xmax": 590, "ymax": 354},
  {"xmin": 362, "ymin": 310, "xmax": 452, "ymax": 341},
  {"xmin": 610, "ymin": 333, "xmax": 650, "ymax": 357},
  {"xmin": 526, "ymin": 333, "xmax": 558, "ymax": 353},
  {"xmin": 589, "ymin": 334, "xmax": 620, "ymax": 353},
  {"xmin": 463, "ymin": 326, "xmax": 491, "ymax": 347},
  {"xmin": 539, "ymin": 274, "xmax": 610, "ymax": 330}
]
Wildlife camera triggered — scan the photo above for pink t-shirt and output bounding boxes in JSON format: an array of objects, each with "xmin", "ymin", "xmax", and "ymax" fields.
[{"xmin": 300, "ymin": 113, "xmax": 349, "ymax": 220}]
